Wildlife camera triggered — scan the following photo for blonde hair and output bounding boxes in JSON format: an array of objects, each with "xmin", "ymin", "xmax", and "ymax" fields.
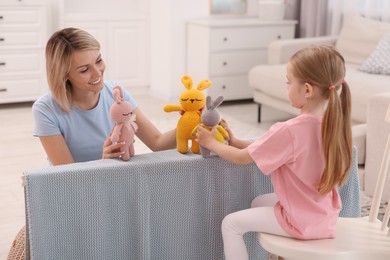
[
  {"xmin": 45, "ymin": 28, "xmax": 100, "ymax": 112},
  {"xmin": 289, "ymin": 45, "xmax": 352, "ymax": 195}
]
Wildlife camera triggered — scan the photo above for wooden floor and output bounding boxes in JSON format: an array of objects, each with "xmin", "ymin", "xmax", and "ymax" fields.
[
  {"xmin": 0, "ymin": 93, "xmax": 307, "ymax": 258},
  {"xmin": 0, "ymin": 102, "xmax": 48, "ymax": 259}
]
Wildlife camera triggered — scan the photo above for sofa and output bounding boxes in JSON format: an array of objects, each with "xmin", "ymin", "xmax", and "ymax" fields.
[
  {"xmin": 249, "ymin": 15, "xmax": 390, "ymax": 200},
  {"xmin": 353, "ymin": 93, "xmax": 390, "ymax": 201},
  {"xmin": 249, "ymin": 15, "xmax": 390, "ymax": 124}
]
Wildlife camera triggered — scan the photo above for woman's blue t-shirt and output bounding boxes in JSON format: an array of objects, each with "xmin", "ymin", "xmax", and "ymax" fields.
[{"xmin": 32, "ymin": 80, "xmax": 138, "ymax": 163}]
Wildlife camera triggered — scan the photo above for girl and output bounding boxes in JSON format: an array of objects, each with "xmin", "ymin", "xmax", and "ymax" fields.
[{"xmin": 196, "ymin": 45, "xmax": 352, "ymax": 260}]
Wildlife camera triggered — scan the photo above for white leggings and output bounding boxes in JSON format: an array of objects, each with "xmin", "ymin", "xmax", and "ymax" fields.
[{"xmin": 221, "ymin": 193, "xmax": 290, "ymax": 260}]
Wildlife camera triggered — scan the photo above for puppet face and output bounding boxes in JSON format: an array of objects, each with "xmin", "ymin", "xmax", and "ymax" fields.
[
  {"xmin": 179, "ymin": 89, "xmax": 205, "ymax": 112},
  {"xmin": 201, "ymin": 109, "xmax": 220, "ymax": 127},
  {"xmin": 110, "ymin": 101, "xmax": 133, "ymax": 123}
]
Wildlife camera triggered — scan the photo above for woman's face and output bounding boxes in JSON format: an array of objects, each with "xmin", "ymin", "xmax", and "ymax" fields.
[
  {"xmin": 67, "ymin": 49, "xmax": 105, "ymax": 94},
  {"xmin": 286, "ymin": 62, "xmax": 307, "ymax": 109}
]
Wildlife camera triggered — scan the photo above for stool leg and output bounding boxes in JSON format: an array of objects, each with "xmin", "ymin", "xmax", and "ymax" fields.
[{"xmin": 258, "ymin": 104, "xmax": 262, "ymax": 123}]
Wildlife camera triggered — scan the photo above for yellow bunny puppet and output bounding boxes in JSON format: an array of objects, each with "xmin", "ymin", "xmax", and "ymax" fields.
[{"xmin": 163, "ymin": 75, "xmax": 211, "ymax": 154}]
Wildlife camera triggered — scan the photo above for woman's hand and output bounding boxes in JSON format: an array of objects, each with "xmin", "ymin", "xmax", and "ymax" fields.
[
  {"xmin": 102, "ymin": 137, "xmax": 125, "ymax": 159},
  {"xmin": 219, "ymin": 118, "xmax": 251, "ymax": 149},
  {"xmin": 219, "ymin": 118, "xmax": 237, "ymax": 146}
]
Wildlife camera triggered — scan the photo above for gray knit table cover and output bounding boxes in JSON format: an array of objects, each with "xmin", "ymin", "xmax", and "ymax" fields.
[{"xmin": 24, "ymin": 148, "xmax": 360, "ymax": 260}]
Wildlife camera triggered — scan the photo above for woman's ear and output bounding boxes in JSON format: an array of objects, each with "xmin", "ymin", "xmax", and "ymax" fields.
[{"xmin": 304, "ymin": 83, "xmax": 314, "ymax": 98}]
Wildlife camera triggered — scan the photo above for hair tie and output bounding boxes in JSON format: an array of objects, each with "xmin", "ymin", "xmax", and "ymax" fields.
[
  {"xmin": 342, "ymin": 79, "xmax": 345, "ymax": 84},
  {"xmin": 329, "ymin": 85, "xmax": 336, "ymax": 90}
]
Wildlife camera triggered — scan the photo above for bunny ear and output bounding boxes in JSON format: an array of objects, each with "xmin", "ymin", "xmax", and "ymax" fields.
[
  {"xmin": 211, "ymin": 95, "xmax": 224, "ymax": 109},
  {"xmin": 197, "ymin": 79, "xmax": 212, "ymax": 91},
  {"xmin": 206, "ymin": 96, "xmax": 212, "ymax": 109},
  {"xmin": 112, "ymin": 86, "xmax": 124, "ymax": 103},
  {"xmin": 181, "ymin": 75, "xmax": 193, "ymax": 90}
]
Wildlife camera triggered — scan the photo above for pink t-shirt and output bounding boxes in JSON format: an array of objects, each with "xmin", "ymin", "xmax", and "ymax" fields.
[{"xmin": 248, "ymin": 114, "xmax": 341, "ymax": 240}]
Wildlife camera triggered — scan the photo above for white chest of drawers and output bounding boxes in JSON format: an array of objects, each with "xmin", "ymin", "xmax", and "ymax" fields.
[
  {"xmin": 0, "ymin": 0, "xmax": 47, "ymax": 104},
  {"xmin": 186, "ymin": 18, "xmax": 296, "ymax": 101}
]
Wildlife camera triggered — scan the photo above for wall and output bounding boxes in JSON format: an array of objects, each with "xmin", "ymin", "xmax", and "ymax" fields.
[
  {"xmin": 149, "ymin": 0, "xmax": 259, "ymax": 102},
  {"xmin": 46, "ymin": 0, "xmax": 60, "ymax": 35},
  {"xmin": 46, "ymin": 0, "xmax": 260, "ymax": 101}
]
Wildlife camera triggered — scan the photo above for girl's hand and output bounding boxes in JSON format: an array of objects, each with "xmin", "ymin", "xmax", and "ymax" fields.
[
  {"xmin": 102, "ymin": 137, "xmax": 125, "ymax": 159},
  {"xmin": 195, "ymin": 125, "xmax": 216, "ymax": 149}
]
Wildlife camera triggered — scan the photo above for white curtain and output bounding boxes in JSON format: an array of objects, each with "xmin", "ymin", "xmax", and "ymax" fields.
[
  {"xmin": 296, "ymin": 0, "xmax": 390, "ymax": 37},
  {"xmin": 300, "ymin": 0, "xmax": 328, "ymax": 37},
  {"xmin": 328, "ymin": 0, "xmax": 390, "ymax": 35}
]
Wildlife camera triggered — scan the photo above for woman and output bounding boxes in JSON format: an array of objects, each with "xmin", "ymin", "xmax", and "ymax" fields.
[
  {"xmin": 7, "ymin": 27, "xmax": 176, "ymax": 260},
  {"xmin": 33, "ymin": 27, "xmax": 176, "ymax": 165}
]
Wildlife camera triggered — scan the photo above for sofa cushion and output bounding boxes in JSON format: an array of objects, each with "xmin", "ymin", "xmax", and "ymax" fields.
[
  {"xmin": 359, "ymin": 33, "xmax": 390, "ymax": 75},
  {"xmin": 352, "ymin": 124, "xmax": 366, "ymax": 165},
  {"xmin": 345, "ymin": 64, "xmax": 390, "ymax": 123},
  {"xmin": 336, "ymin": 15, "xmax": 390, "ymax": 65},
  {"xmin": 249, "ymin": 64, "xmax": 289, "ymax": 102}
]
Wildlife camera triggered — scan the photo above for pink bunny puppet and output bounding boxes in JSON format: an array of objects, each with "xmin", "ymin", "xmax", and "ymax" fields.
[{"xmin": 109, "ymin": 86, "xmax": 138, "ymax": 160}]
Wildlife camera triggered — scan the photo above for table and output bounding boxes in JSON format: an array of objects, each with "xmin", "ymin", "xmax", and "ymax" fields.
[{"xmin": 24, "ymin": 149, "xmax": 360, "ymax": 260}]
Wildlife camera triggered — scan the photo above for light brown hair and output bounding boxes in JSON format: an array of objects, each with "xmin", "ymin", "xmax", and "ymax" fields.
[
  {"xmin": 45, "ymin": 28, "xmax": 100, "ymax": 112},
  {"xmin": 289, "ymin": 45, "xmax": 352, "ymax": 195}
]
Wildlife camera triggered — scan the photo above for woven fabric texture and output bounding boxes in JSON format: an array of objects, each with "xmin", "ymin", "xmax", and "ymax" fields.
[{"xmin": 24, "ymin": 148, "xmax": 360, "ymax": 260}]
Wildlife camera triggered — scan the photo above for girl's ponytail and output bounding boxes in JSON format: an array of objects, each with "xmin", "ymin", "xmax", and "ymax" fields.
[{"xmin": 319, "ymin": 80, "xmax": 352, "ymax": 195}]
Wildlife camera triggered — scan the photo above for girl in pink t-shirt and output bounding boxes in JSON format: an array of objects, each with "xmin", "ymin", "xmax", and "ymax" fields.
[{"xmin": 196, "ymin": 45, "xmax": 353, "ymax": 260}]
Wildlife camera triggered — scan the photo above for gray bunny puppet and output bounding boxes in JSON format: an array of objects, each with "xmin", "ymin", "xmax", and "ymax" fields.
[{"xmin": 192, "ymin": 95, "xmax": 229, "ymax": 157}]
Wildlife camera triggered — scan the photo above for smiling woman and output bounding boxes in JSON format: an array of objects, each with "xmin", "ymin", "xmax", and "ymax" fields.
[
  {"xmin": 32, "ymin": 27, "xmax": 176, "ymax": 166},
  {"xmin": 210, "ymin": 0, "xmax": 247, "ymax": 14}
]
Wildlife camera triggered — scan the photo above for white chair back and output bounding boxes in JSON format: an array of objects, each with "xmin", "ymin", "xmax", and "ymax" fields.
[{"xmin": 369, "ymin": 104, "xmax": 390, "ymax": 234}]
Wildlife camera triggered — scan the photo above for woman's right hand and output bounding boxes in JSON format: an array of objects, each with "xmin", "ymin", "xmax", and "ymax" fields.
[{"xmin": 102, "ymin": 137, "xmax": 125, "ymax": 159}]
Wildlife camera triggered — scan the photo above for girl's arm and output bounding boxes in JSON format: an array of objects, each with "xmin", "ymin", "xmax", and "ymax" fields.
[
  {"xmin": 134, "ymin": 108, "xmax": 176, "ymax": 151},
  {"xmin": 196, "ymin": 125, "xmax": 254, "ymax": 165},
  {"xmin": 219, "ymin": 120, "xmax": 253, "ymax": 149}
]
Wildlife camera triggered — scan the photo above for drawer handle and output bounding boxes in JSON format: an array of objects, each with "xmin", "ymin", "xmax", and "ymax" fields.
[
  {"xmin": 0, "ymin": 62, "xmax": 5, "ymax": 66},
  {"xmin": 223, "ymin": 37, "xmax": 228, "ymax": 42},
  {"xmin": 0, "ymin": 88, "xmax": 7, "ymax": 92},
  {"xmin": 222, "ymin": 85, "xmax": 226, "ymax": 90},
  {"xmin": 0, "ymin": 38, "xmax": 4, "ymax": 41},
  {"xmin": 0, "ymin": 16, "xmax": 3, "ymax": 20},
  {"xmin": 223, "ymin": 62, "xmax": 227, "ymax": 66},
  {"xmin": 277, "ymin": 35, "xmax": 282, "ymax": 39}
]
